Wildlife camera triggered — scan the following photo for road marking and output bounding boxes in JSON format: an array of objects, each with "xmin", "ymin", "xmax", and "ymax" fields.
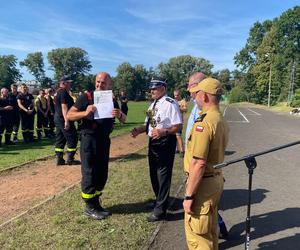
[
  {"xmin": 227, "ymin": 120, "xmax": 249, "ymax": 123},
  {"xmin": 247, "ymin": 108, "xmax": 261, "ymax": 116},
  {"xmin": 237, "ymin": 108, "xmax": 250, "ymax": 123},
  {"xmin": 224, "ymin": 107, "xmax": 250, "ymax": 123}
]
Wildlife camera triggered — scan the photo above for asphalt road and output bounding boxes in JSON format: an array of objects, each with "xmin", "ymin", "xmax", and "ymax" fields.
[{"xmin": 148, "ymin": 104, "xmax": 300, "ymax": 250}]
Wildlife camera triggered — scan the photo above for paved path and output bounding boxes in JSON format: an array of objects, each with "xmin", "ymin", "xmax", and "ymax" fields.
[{"xmin": 149, "ymin": 104, "xmax": 300, "ymax": 249}]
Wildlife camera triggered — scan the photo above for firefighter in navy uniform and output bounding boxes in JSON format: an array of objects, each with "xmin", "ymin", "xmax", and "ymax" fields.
[
  {"xmin": 17, "ymin": 84, "xmax": 35, "ymax": 143},
  {"xmin": 9, "ymin": 84, "xmax": 20, "ymax": 142},
  {"xmin": 54, "ymin": 75, "xmax": 79, "ymax": 166},
  {"xmin": 131, "ymin": 77, "xmax": 182, "ymax": 222},
  {"xmin": 67, "ymin": 72, "xmax": 126, "ymax": 220},
  {"xmin": 0, "ymin": 88, "xmax": 14, "ymax": 146}
]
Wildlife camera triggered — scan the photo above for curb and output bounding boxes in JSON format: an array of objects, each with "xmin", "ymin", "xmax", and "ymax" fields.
[
  {"xmin": 142, "ymin": 181, "xmax": 185, "ymax": 250},
  {"xmin": 0, "ymin": 154, "xmax": 55, "ymax": 175}
]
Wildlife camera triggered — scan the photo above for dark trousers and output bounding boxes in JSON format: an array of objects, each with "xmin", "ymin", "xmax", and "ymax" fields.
[
  {"xmin": 0, "ymin": 118, "xmax": 13, "ymax": 144},
  {"xmin": 37, "ymin": 111, "xmax": 49, "ymax": 137},
  {"xmin": 48, "ymin": 113, "xmax": 55, "ymax": 135},
  {"xmin": 80, "ymin": 131, "xmax": 111, "ymax": 198},
  {"xmin": 20, "ymin": 111, "xmax": 35, "ymax": 142},
  {"xmin": 148, "ymin": 134, "xmax": 177, "ymax": 215},
  {"xmin": 54, "ymin": 119, "xmax": 78, "ymax": 153},
  {"xmin": 12, "ymin": 111, "xmax": 20, "ymax": 138},
  {"xmin": 121, "ymin": 105, "xmax": 128, "ymax": 116}
]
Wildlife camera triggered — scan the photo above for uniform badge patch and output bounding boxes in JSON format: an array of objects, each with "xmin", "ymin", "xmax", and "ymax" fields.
[{"xmin": 195, "ymin": 126, "xmax": 204, "ymax": 132}]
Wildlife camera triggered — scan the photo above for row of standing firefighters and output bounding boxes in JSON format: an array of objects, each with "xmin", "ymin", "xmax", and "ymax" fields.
[{"xmin": 0, "ymin": 84, "xmax": 57, "ymax": 146}]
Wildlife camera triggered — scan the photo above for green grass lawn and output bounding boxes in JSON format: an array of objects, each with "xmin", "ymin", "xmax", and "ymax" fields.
[
  {"xmin": 0, "ymin": 149, "xmax": 185, "ymax": 250},
  {"xmin": 0, "ymin": 101, "xmax": 149, "ymax": 172}
]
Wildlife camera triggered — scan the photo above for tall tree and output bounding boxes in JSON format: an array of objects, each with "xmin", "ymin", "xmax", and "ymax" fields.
[
  {"xmin": 133, "ymin": 64, "xmax": 149, "ymax": 100},
  {"xmin": 114, "ymin": 62, "xmax": 135, "ymax": 99},
  {"xmin": 20, "ymin": 52, "xmax": 45, "ymax": 82},
  {"xmin": 213, "ymin": 69, "xmax": 232, "ymax": 92},
  {"xmin": 157, "ymin": 55, "xmax": 213, "ymax": 95},
  {"xmin": 234, "ymin": 20, "xmax": 273, "ymax": 72},
  {"xmin": 48, "ymin": 47, "xmax": 92, "ymax": 90},
  {"xmin": 0, "ymin": 55, "xmax": 22, "ymax": 88},
  {"xmin": 233, "ymin": 6, "xmax": 300, "ymax": 105}
]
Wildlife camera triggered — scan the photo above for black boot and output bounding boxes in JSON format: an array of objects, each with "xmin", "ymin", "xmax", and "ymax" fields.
[
  {"xmin": 56, "ymin": 152, "xmax": 65, "ymax": 166},
  {"xmin": 28, "ymin": 132, "xmax": 34, "ymax": 142},
  {"xmin": 84, "ymin": 197, "xmax": 111, "ymax": 220},
  {"xmin": 66, "ymin": 152, "xmax": 81, "ymax": 165},
  {"xmin": 5, "ymin": 134, "xmax": 15, "ymax": 145},
  {"xmin": 37, "ymin": 130, "xmax": 42, "ymax": 141},
  {"xmin": 12, "ymin": 135, "xmax": 18, "ymax": 143},
  {"xmin": 23, "ymin": 132, "xmax": 29, "ymax": 143}
]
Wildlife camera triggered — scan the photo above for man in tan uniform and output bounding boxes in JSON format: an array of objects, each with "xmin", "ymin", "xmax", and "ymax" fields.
[{"xmin": 183, "ymin": 77, "xmax": 229, "ymax": 250}]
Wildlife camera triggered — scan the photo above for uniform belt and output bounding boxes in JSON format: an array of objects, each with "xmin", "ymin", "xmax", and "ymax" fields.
[{"xmin": 185, "ymin": 172, "xmax": 221, "ymax": 178}]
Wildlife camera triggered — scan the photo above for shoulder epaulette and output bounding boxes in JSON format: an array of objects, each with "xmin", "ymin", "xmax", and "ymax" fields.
[
  {"xmin": 165, "ymin": 97, "xmax": 174, "ymax": 103},
  {"xmin": 195, "ymin": 113, "xmax": 207, "ymax": 123}
]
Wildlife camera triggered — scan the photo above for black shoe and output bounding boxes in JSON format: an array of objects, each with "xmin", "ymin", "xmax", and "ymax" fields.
[
  {"xmin": 98, "ymin": 205, "xmax": 112, "ymax": 217},
  {"xmin": 145, "ymin": 200, "xmax": 156, "ymax": 210},
  {"xmin": 56, "ymin": 158, "xmax": 65, "ymax": 166},
  {"xmin": 66, "ymin": 159, "xmax": 81, "ymax": 165},
  {"xmin": 147, "ymin": 213, "xmax": 166, "ymax": 222},
  {"xmin": 179, "ymin": 151, "xmax": 185, "ymax": 158},
  {"xmin": 5, "ymin": 141, "xmax": 15, "ymax": 145},
  {"xmin": 84, "ymin": 206, "xmax": 108, "ymax": 220}
]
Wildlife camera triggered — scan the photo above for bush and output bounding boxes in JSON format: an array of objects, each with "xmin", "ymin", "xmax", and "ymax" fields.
[
  {"xmin": 228, "ymin": 86, "xmax": 248, "ymax": 103},
  {"xmin": 291, "ymin": 88, "xmax": 300, "ymax": 107}
]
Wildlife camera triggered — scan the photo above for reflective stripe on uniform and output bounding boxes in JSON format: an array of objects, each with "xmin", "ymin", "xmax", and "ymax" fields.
[
  {"xmin": 55, "ymin": 148, "xmax": 64, "ymax": 152},
  {"xmin": 66, "ymin": 147, "xmax": 77, "ymax": 152},
  {"xmin": 81, "ymin": 190, "xmax": 102, "ymax": 199}
]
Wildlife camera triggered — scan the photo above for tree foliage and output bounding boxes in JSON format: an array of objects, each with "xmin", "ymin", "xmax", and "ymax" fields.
[
  {"xmin": 20, "ymin": 52, "xmax": 45, "ymax": 82},
  {"xmin": 48, "ymin": 47, "xmax": 92, "ymax": 90},
  {"xmin": 157, "ymin": 55, "xmax": 213, "ymax": 96},
  {"xmin": 113, "ymin": 63, "xmax": 150, "ymax": 100},
  {"xmin": 0, "ymin": 55, "xmax": 22, "ymax": 88},
  {"xmin": 233, "ymin": 6, "xmax": 300, "ymax": 105}
]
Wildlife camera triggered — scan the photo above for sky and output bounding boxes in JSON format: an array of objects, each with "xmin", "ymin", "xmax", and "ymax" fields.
[{"xmin": 0, "ymin": 0, "xmax": 298, "ymax": 80}]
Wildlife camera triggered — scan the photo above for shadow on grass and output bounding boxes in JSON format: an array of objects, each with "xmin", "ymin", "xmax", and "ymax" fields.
[
  {"xmin": 107, "ymin": 199, "xmax": 154, "ymax": 214},
  {"xmin": 107, "ymin": 197, "xmax": 183, "ymax": 218},
  {"xmin": 0, "ymin": 138, "xmax": 55, "ymax": 154},
  {"xmin": 111, "ymin": 152, "xmax": 147, "ymax": 162}
]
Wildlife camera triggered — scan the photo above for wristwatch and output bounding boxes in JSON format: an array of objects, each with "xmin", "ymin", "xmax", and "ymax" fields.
[{"xmin": 184, "ymin": 195, "xmax": 194, "ymax": 200}]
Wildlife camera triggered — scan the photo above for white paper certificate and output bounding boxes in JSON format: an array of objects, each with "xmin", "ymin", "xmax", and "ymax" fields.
[{"xmin": 93, "ymin": 90, "xmax": 113, "ymax": 119}]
